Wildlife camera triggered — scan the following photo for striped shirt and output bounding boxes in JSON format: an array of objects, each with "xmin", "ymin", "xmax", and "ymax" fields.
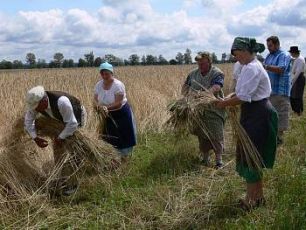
[{"xmin": 264, "ymin": 49, "xmax": 291, "ymax": 96}]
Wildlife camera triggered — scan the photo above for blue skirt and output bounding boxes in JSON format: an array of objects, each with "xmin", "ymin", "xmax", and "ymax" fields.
[{"xmin": 103, "ymin": 103, "xmax": 137, "ymax": 149}]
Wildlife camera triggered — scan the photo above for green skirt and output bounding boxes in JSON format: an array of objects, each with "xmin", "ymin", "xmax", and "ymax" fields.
[{"xmin": 236, "ymin": 99, "xmax": 278, "ymax": 183}]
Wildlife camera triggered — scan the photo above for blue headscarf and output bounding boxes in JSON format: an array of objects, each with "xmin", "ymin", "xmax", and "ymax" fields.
[{"xmin": 99, "ymin": 62, "xmax": 113, "ymax": 73}]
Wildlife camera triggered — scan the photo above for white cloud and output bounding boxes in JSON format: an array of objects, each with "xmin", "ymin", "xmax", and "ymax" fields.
[
  {"xmin": 18, "ymin": 9, "xmax": 64, "ymax": 43},
  {"xmin": 269, "ymin": 0, "xmax": 306, "ymax": 27},
  {"xmin": 202, "ymin": 0, "xmax": 242, "ymax": 9},
  {"xmin": 228, "ymin": 6, "xmax": 270, "ymax": 38},
  {"xmin": 0, "ymin": 0, "xmax": 306, "ymax": 62},
  {"xmin": 183, "ymin": 0, "xmax": 242, "ymax": 12}
]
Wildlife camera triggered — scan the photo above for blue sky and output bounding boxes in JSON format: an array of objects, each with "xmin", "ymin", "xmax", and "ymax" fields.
[
  {"xmin": 2, "ymin": 0, "xmax": 101, "ymax": 13},
  {"xmin": 0, "ymin": 0, "xmax": 305, "ymax": 62},
  {"xmin": 2, "ymin": 0, "xmax": 268, "ymax": 15}
]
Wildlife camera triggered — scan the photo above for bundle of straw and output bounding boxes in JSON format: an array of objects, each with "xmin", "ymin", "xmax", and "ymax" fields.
[
  {"xmin": 35, "ymin": 117, "xmax": 120, "ymax": 179},
  {"xmin": 226, "ymin": 107, "xmax": 264, "ymax": 170},
  {"xmin": 93, "ymin": 104, "xmax": 108, "ymax": 137},
  {"xmin": 0, "ymin": 115, "xmax": 120, "ymax": 199},
  {"xmin": 167, "ymin": 88, "xmax": 218, "ymax": 142},
  {"xmin": 167, "ymin": 88, "xmax": 264, "ymax": 171}
]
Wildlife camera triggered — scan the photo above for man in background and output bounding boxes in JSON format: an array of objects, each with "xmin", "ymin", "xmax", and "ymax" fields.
[{"xmin": 263, "ymin": 36, "xmax": 291, "ymax": 145}]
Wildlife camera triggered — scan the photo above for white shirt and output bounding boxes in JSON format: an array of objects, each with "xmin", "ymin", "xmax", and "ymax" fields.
[
  {"xmin": 233, "ymin": 61, "xmax": 243, "ymax": 81},
  {"xmin": 230, "ymin": 61, "xmax": 243, "ymax": 92},
  {"xmin": 24, "ymin": 96, "xmax": 78, "ymax": 139},
  {"xmin": 236, "ymin": 59, "xmax": 272, "ymax": 102},
  {"xmin": 94, "ymin": 79, "xmax": 127, "ymax": 110},
  {"xmin": 291, "ymin": 55, "xmax": 305, "ymax": 85}
]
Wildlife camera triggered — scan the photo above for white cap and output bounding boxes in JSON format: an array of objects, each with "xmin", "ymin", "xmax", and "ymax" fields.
[{"xmin": 26, "ymin": 86, "xmax": 45, "ymax": 110}]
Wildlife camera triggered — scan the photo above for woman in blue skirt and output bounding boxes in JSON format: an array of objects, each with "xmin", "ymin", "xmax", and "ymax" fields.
[
  {"xmin": 216, "ymin": 37, "xmax": 278, "ymax": 210},
  {"xmin": 94, "ymin": 62, "xmax": 136, "ymax": 162}
]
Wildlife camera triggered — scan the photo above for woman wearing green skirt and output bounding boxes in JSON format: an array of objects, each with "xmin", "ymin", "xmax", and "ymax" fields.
[{"xmin": 216, "ymin": 37, "xmax": 278, "ymax": 210}]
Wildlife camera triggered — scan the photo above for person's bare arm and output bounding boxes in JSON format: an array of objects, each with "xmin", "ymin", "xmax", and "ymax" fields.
[
  {"xmin": 215, "ymin": 95, "xmax": 243, "ymax": 108},
  {"xmin": 264, "ymin": 64, "xmax": 284, "ymax": 75},
  {"xmin": 209, "ymin": 84, "xmax": 221, "ymax": 94}
]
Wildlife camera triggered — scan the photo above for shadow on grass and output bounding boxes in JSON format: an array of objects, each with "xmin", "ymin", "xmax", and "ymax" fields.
[
  {"xmin": 139, "ymin": 133, "xmax": 201, "ymax": 180},
  {"xmin": 142, "ymin": 149, "xmax": 200, "ymax": 179}
]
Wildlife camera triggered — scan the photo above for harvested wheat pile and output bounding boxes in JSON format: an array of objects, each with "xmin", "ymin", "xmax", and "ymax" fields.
[{"xmin": 0, "ymin": 115, "xmax": 120, "ymax": 201}]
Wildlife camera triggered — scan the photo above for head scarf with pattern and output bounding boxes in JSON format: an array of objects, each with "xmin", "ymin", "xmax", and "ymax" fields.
[{"xmin": 231, "ymin": 37, "xmax": 265, "ymax": 55}]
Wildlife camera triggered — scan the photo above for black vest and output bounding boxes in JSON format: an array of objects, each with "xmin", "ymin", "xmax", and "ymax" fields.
[{"xmin": 40, "ymin": 91, "xmax": 82, "ymax": 125}]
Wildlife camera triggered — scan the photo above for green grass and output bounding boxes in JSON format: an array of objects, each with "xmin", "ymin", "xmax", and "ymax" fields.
[{"xmin": 1, "ymin": 116, "xmax": 306, "ymax": 229}]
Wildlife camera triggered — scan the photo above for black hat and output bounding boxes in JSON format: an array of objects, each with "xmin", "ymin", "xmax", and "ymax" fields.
[{"xmin": 288, "ymin": 46, "xmax": 300, "ymax": 53}]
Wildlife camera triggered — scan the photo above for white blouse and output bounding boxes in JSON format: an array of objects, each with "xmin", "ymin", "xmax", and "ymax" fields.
[
  {"xmin": 236, "ymin": 59, "xmax": 271, "ymax": 102},
  {"xmin": 291, "ymin": 55, "xmax": 305, "ymax": 85},
  {"xmin": 233, "ymin": 61, "xmax": 243, "ymax": 81},
  {"xmin": 94, "ymin": 79, "xmax": 127, "ymax": 109}
]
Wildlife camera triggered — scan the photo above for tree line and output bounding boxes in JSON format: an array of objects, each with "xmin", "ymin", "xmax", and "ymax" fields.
[{"xmin": 0, "ymin": 49, "xmax": 244, "ymax": 70}]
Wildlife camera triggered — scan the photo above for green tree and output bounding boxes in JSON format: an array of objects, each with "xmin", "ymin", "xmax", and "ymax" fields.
[
  {"xmin": 53, "ymin": 52, "xmax": 64, "ymax": 67},
  {"xmin": 146, "ymin": 55, "xmax": 157, "ymax": 65},
  {"xmin": 26, "ymin": 53, "xmax": 36, "ymax": 67},
  {"xmin": 228, "ymin": 54, "xmax": 236, "ymax": 63},
  {"xmin": 68, "ymin": 59, "xmax": 74, "ymax": 67},
  {"xmin": 184, "ymin": 48, "xmax": 192, "ymax": 64},
  {"xmin": 105, "ymin": 54, "xmax": 123, "ymax": 66},
  {"xmin": 12, "ymin": 60, "xmax": 23, "ymax": 69},
  {"xmin": 175, "ymin": 52, "xmax": 184, "ymax": 65},
  {"xmin": 0, "ymin": 60, "xmax": 12, "ymax": 69},
  {"xmin": 211, "ymin": 52, "xmax": 218, "ymax": 64},
  {"xmin": 169, "ymin": 59, "xmax": 178, "ymax": 65},
  {"xmin": 36, "ymin": 59, "xmax": 48, "ymax": 68},
  {"xmin": 84, "ymin": 51, "xmax": 94, "ymax": 67},
  {"xmin": 158, "ymin": 55, "xmax": 168, "ymax": 65},
  {"xmin": 62, "ymin": 59, "xmax": 68, "ymax": 68},
  {"xmin": 61, "ymin": 59, "xmax": 74, "ymax": 68},
  {"xmin": 48, "ymin": 61, "xmax": 57, "ymax": 68},
  {"xmin": 221, "ymin": 53, "xmax": 226, "ymax": 63},
  {"xmin": 94, "ymin": 57, "xmax": 103, "ymax": 67},
  {"xmin": 78, "ymin": 58, "xmax": 87, "ymax": 67},
  {"xmin": 141, "ymin": 55, "xmax": 146, "ymax": 65},
  {"xmin": 129, "ymin": 54, "xmax": 140, "ymax": 65}
]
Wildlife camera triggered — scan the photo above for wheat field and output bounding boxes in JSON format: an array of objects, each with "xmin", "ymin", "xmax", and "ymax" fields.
[{"xmin": 0, "ymin": 64, "xmax": 233, "ymax": 139}]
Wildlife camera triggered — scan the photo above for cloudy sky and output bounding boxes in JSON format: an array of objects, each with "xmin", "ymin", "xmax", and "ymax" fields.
[{"xmin": 0, "ymin": 0, "xmax": 305, "ymax": 62}]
